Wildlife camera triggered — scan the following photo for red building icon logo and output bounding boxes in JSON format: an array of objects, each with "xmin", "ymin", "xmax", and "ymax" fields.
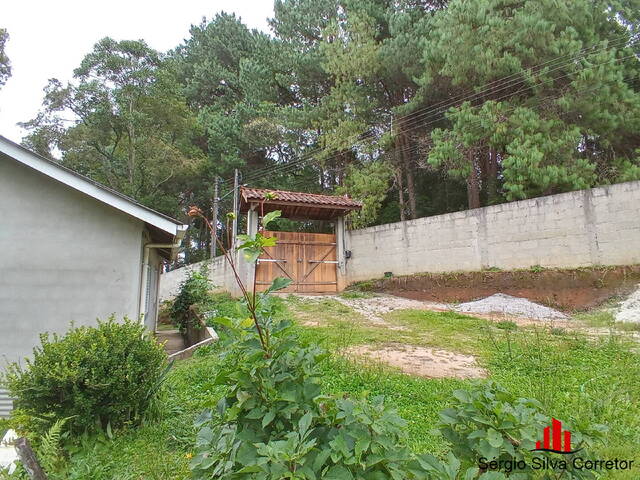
[{"xmin": 532, "ymin": 418, "xmax": 581, "ymax": 454}]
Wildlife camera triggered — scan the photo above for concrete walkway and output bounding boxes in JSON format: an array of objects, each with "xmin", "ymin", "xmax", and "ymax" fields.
[{"xmin": 156, "ymin": 329, "xmax": 185, "ymax": 355}]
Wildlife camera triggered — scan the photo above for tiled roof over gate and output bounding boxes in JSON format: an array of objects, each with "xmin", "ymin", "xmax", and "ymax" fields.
[{"xmin": 240, "ymin": 187, "xmax": 361, "ymax": 220}]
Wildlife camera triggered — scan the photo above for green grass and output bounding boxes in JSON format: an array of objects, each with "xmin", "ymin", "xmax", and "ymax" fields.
[
  {"xmin": 12, "ymin": 294, "xmax": 640, "ymax": 479},
  {"xmin": 200, "ymin": 291, "xmax": 241, "ymax": 324},
  {"xmin": 287, "ymin": 297, "xmax": 640, "ymax": 478},
  {"xmin": 51, "ymin": 348, "xmax": 227, "ymax": 479},
  {"xmin": 0, "ymin": 418, "xmax": 8, "ymax": 440}
]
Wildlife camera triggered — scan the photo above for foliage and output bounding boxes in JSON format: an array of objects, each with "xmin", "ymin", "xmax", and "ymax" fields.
[
  {"xmin": 439, "ymin": 381, "xmax": 603, "ymax": 479},
  {"xmin": 190, "ymin": 304, "xmax": 425, "ymax": 479},
  {"xmin": 32, "ymin": 417, "xmax": 72, "ymax": 478},
  {"xmin": 20, "ymin": 37, "xmax": 204, "ymax": 217},
  {"xmin": 170, "ymin": 266, "xmax": 212, "ymax": 333},
  {"xmin": 188, "ymin": 210, "xmax": 489, "ymax": 480},
  {"xmin": 0, "ymin": 28, "xmax": 10, "ymax": 89},
  {"xmin": 3, "ymin": 317, "xmax": 168, "ymax": 435},
  {"xmin": 423, "ymin": 0, "xmax": 640, "ymax": 206},
  {"xmin": 337, "ymin": 160, "xmax": 394, "ymax": 228},
  {"xmin": 19, "ymin": 1, "xmax": 640, "ymax": 254}
]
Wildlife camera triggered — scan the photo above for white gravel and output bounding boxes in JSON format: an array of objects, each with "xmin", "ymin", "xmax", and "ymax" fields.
[
  {"xmin": 615, "ymin": 285, "xmax": 640, "ymax": 323},
  {"xmin": 455, "ymin": 293, "xmax": 569, "ymax": 321}
]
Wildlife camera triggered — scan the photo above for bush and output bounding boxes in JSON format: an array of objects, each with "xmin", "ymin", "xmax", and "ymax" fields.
[
  {"xmin": 189, "ymin": 286, "xmax": 480, "ymax": 480},
  {"xmin": 3, "ymin": 317, "xmax": 168, "ymax": 434},
  {"xmin": 170, "ymin": 267, "xmax": 211, "ymax": 333},
  {"xmin": 439, "ymin": 381, "xmax": 605, "ymax": 479}
]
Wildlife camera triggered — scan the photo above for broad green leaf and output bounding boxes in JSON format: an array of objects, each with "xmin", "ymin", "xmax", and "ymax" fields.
[
  {"xmin": 261, "ymin": 210, "xmax": 281, "ymax": 228},
  {"xmin": 266, "ymin": 277, "xmax": 292, "ymax": 294},
  {"xmin": 298, "ymin": 411, "xmax": 313, "ymax": 434},
  {"xmin": 487, "ymin": 428, "xmax": 504, "ymax": 448},
  {"xmin": 262, "ymin": 410, "xmax": 276, "ymax": 428}
]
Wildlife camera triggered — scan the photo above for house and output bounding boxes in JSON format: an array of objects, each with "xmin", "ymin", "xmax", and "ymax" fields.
[{"xmin": 0, "ymin": 135, "xmax": 187, "ymax": 416}]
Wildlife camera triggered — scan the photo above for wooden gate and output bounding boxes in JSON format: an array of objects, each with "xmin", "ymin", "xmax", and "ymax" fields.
[{"xmin": 255, "ymin": 230, "xmax": 338, "ymax": 293}]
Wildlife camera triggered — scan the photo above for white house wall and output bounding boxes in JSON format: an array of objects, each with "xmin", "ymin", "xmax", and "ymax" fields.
[{"xmin": 0, "ymin": 156, "xmax": 145, "ymax": 367}]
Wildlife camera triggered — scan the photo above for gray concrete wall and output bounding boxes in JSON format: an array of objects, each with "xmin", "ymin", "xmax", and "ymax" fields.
[
  {"xmin": 0, "ymin": 157, "xmax": 145, "ymax": 367},
  {"xmin": 159, "ymin": 255, "xmax": 236, "ymax": 301},
  {"xmin": 345, "ymin": 181, "xmax": 640, "ymax": 282}
]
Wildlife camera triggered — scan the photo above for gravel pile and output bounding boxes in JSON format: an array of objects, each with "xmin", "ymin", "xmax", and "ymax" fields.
[
  {"xmin": 615, "ymin": 285, "xmax": 640, "ymax": 323},
  {"xmin": 455, "ymin": 293, "xmax": 569, "ymax": 321}
]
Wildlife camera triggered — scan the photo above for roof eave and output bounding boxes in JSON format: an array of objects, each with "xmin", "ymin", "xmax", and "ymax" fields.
[{"xmin": 0, "ymin": 136, "xmax": 185, "ymax": 237}]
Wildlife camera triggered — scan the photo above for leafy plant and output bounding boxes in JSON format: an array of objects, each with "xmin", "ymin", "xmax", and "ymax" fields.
[
  {"xmin": 170, "ymin": 266, "xmax": 212, "ymax": 333},
  {"xmin": 438, "ymin": 381, "xmax": 605, "ymax": 479},
  {"xmin": 3, "ymin": 317, "xmax": 168, "ymax": 435},
  {"xmin": 186, "ymin": 206, "xmax": 485, "ymax": 480}
]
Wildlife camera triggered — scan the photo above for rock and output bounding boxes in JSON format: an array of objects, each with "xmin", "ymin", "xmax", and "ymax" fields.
[
  {"xmin": 455, "ymin": 293, "xmax": 568, "ymax": 321},
  {"xmin": 616, "ymin": 286, "xmax": 640, "ymax": 323}
]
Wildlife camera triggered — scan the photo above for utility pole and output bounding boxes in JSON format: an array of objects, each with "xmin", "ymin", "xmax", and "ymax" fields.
[
  {"xmin": 232, "ymin": 168, "xmax": 239, "ymax": 247},
  {"xmin": 210, "ymin": 177, "xmax": 219, "ymax": 258}
]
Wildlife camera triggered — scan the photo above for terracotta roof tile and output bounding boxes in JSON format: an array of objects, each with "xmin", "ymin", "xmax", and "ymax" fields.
[{"xmin": 240, "ymin": 187, "xmax": 362, "ymax": 209}]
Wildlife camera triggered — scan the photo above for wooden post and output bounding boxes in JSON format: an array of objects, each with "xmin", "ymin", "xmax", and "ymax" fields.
[
  {"xmin": 15, "ymin": 437, "xmax": 48, "ymax": 480},
  {"xmin": 210, "ymin": 177, "xmax": 219, "ymax": 258},
  {"xmin": 231, "ymin": 169, "xmax": 239, "ymax": 248}
]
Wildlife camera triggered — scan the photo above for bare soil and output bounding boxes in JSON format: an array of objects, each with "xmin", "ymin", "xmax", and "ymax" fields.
[
  {"xmin": 346, "ymin": 344, "xmax": 487, "ymax": 379},
  {"xmin": 363, "ymin": 266, "xmax": 640, "ymax": 311}
]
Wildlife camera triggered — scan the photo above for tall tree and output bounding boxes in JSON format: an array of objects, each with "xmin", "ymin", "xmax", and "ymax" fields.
[
  {"xmin": 21, "ymin": 38, "xmax": 202, "ymax": 216},
  {"xmin": 0, "ymin": 28, "xmax": 11, "ymax": 89},
  {"xmin": 422, "ymin": 0, "xmax": 640, "ymax": 206}
]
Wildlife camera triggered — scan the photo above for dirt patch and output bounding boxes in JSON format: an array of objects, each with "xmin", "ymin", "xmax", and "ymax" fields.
[
  {"xmin": 363, "ymin": 266, "xmax": 640, "ymax": 311},
  {"xmin": 346, "ymin": 343, "xmax": 486, "ymax": 379}
]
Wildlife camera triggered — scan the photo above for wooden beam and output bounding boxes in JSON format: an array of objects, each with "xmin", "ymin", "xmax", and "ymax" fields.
[{"xmin": 15, "ymin": 437, "xmax": 48, "ymax": 480}]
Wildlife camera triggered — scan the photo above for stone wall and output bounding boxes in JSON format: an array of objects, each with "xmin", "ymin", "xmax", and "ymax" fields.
[{"xmin": 344, "ymin": 181, "xmax": 640, "ymax": 283}]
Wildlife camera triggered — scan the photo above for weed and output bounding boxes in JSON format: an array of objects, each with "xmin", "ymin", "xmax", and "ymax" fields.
[
  {"xmin": 495, "ymin": 320, "xmax": 518, "ymax": 330},
  {"xmin": 339, "ymin": 290, "xmax": 375, "ymax": 299}
]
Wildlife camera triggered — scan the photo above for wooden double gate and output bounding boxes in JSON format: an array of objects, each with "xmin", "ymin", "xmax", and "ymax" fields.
[{"xmin": 255, "ymin": 230, "xmax": 338, "ymax": 293}]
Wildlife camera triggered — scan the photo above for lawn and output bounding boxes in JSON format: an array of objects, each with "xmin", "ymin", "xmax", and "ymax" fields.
[
  {"xmin": 22, "ymin": 294, "xmax": 640, "ymax": 479},
  {"xmin": 286, "ymin": 295, "xmax": 640, "ymax": 478}
]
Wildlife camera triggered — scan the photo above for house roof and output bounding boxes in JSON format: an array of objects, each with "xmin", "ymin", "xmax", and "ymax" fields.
[
  {"xmin": 240, "ymin": 187, "xmax": 362, "ymax": 221},
  {"xmin": 0, "ymin": 135, "xmax": 187, "ymax": 257}
]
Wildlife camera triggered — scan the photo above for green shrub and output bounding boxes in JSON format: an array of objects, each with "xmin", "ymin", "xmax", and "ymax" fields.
[
  {"xmin": 439, "ymin": 381, "xmax": 604, "ymax": 479},
  {"xmin": 170, "ymin": 267, "xmax": 211, "ymax": 333},
  {"xmin": 189, "ymin": 285, "xmax": 480, "ymax": 480},
  {"xmin": 3, "ymin": 317, "xmax": 168, "ymax": 434}
]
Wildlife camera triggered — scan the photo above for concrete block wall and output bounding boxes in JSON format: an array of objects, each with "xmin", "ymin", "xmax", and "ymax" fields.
[
  {"xmin": 345, "ymin": 181, "xmax": 640, "ymax": 283},
  {"xmin": 159, "ymin": 255, "xmax": 234, "ymax": 301}
]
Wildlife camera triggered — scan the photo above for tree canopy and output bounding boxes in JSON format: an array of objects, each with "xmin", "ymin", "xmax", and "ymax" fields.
[
  {"xmin": 20, "ymin": 0, "xmax": 640, "ymax": 260},
  {"xmin": 0, "ymin": 28, "xmax": 11, "ymax": 89}
]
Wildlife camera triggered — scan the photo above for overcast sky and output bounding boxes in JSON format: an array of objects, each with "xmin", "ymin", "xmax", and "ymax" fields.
[{"xmin": 0, "ymin": 0, "xmax": 274, "ymax": 143}]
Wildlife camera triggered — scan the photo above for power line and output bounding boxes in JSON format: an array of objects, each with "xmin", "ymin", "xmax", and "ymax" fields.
[
  {"xmin": 280, "ymin": 72, "xmax": 640, "ymax": 194},
  {"xmin": 236, "ymin": 31, "xmax": 638, "ymax": 185},
  {"xmin": 242, "ymin": 47, "xmax": 640, "ymax": 190},
  {"xmin": 214, "ymin": 33, "xmax": 640, "ymax": 198}
]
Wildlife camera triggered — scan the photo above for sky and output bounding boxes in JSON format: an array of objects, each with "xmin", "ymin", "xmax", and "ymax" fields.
[{"xmin": 0, "ymin": 0, "xmax": 274, "ymax": 143}]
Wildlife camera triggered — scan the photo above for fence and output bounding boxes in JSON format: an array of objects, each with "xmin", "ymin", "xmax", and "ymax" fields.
[{"xmin": 160, "ymin": 180, "xmax": 640, "ymax": 299}]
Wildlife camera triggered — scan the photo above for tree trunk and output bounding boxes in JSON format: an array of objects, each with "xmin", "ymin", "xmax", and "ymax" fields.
[
  {"xmin": 395, "ymin": 166, "xmax": 406, "ymax": 222},
  {"xmin": 467, "ymin": 154, "xmax": 481, "ymax": 209},
  {"xmin": 128, "ymin": 99, "xmax": 135, "ymax": 184},
  {"xmin": 484, "ymin": 148, "xmax": 499, "ymax": 205},
  {"xmin": 15, "ymin": 437, "xmax": 48, "ymax": 480},
  {"xmin": 401, "ymin": 135, "xmax": 417, "ymax": 219}
]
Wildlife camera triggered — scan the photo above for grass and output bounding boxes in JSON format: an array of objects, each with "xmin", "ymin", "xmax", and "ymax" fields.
[
  {"xmin": 8, "ymin": 294, "xmax": 640, "ymax": 479},
  {"xmin": 0, "ymin": 418, "xmax": 8, "ymax": 440},
  {"xmin": 287, "ymin": 296, "xmax": 640, "ymax": 478},
  {"xmin": 200, "ymin": 291, "xmax": 242, "ymax": 323},
  {"xmin": 37, "ymin": 349, "xmax": 227, "ymax": 479}
]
